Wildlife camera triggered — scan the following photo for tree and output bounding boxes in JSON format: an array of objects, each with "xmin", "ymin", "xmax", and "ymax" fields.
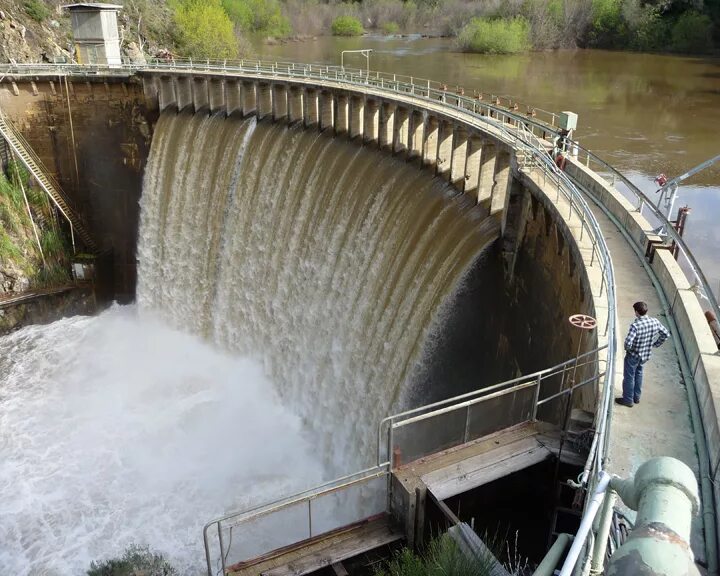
[{"xmin": 174, "ymin": 0, "xmax": 238, "ymax": 59}]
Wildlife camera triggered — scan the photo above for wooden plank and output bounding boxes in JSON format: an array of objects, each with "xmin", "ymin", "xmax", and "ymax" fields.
[
  {"xmin": 228, "ymin": 514, "xmax": 384, "ymax": 575},
  {"xmin": 421, "ymin": 437, "xmax": 552, "ymax": 500},
  {"xmin": 396, "ymin": 422, "xmax": 539, "ymax": 479},
  {"xmin": 261, "ymin": 520, "xmax": 402, "ymax": 576}
]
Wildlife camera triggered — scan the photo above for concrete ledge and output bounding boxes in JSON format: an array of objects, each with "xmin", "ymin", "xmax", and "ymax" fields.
[
  {"xmin": 694, "ymin": 354, "xmax": 720, "ymax": 475},
  {"xmin": 672, "ymin": 290, "xmax": 718, "ymax": 374}
]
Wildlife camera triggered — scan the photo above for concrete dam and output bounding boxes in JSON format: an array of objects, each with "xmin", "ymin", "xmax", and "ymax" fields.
[{"xmin": 2, "ymin": 62, "xmax": 717, "ymax": 575}]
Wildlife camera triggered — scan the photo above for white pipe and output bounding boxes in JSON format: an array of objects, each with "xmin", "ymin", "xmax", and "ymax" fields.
[{"xmin": 558, "ymin": 472, "xmax": 611, "ymax": 576}]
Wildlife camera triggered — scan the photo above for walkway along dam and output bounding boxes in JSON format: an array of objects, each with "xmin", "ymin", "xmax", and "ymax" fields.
[{"xmin": 0, "ymin": 61, "xmax": 718, "ymax": 575}]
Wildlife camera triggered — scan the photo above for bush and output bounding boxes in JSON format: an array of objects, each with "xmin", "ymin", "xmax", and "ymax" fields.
[
  {"xmin": 23, "ymin": 0, "xmax": 50, "ymax": 22},
  {"xmin": 457, "ymin": 17, "xmax": 531, "ymax": 54},
  {"xmin": 587, "ymin": 0, "xmax": 627, "ymax": 48},
  {"xmin": 671, "ymin": 11, "xmax": 713, "ymax": 53},
  {"xmin": 223, "ymin": 0, "xmax": 292, "ymax": 37},
  {"xmin": 381, "ymin": 21, "xmax": 400, "ymax": 34},
  {"xmin": 87, "ymin": 545, "xmax": 177, "ymax": 576},
  {"xmin": 331, "ymin": 16, "xmax": 365, "ymax": 36},
  {"xmin": 628, "ymin": 4, "xmax": 667, "ymax": 52},
  {"xmin": 173, "ymin": 0, "xmax": 238, "ymax": 59}
]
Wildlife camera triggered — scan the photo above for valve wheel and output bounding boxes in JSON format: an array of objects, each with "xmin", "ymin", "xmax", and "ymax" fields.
[{"xmin": 569, "ymin": 314, "xmax": 597, "ymax": 330}]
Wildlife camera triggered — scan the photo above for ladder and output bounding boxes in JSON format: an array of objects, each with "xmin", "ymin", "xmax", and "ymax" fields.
[{"xmin": 0, "ymin": 108, "xmax": 97, "ymax": 252}]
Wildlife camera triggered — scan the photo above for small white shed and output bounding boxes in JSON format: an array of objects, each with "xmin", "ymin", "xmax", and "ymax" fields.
[{"xmin": 62, "ymin": 3, "xmax": 123, "ymax": 66}]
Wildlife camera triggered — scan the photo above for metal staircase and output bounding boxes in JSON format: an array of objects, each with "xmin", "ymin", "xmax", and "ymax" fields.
[{"xmin": 0, "ymin": 108, "xmax": 97, "ymax": 252}]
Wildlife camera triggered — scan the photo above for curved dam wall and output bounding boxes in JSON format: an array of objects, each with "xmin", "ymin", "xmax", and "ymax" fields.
[{"xmin": 0, "ymin": 72, "xmax": 603, "ymax": 445}]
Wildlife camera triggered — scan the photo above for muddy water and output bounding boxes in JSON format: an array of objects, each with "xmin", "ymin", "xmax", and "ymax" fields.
[{"xmin": 256, "ymin": 36, "xmax": 720, "ymax": 294}]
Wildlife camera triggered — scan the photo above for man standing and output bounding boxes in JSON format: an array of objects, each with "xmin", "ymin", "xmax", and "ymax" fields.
[{"xmin": 615, "ymin": 301, "xmax": 670, "ymax": 408}]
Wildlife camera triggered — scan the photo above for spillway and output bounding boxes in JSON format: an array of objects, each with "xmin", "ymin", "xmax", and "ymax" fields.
[
  {"xmin": 137, "ymin": 111, "xmax": 500, "ymax": 472},
  {"xmin": 0, "ymin": 111, "xmax": 500, "ymax": 574}
]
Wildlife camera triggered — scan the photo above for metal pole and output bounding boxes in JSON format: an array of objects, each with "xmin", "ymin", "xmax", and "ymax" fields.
[{"xmin": 558, "ymin": 472, "xmax": 611, "ymax": 576}]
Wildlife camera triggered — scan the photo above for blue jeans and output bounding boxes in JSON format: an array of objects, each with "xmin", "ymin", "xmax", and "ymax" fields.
[{"xmin": 622, "ymin": 353, "xmax": 644, "ymax": 403}]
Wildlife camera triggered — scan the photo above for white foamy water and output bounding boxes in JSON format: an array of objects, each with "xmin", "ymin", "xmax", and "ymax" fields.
[{"xmin": 0, "ymin": 306, "xmax": 323, "ymax": 575}]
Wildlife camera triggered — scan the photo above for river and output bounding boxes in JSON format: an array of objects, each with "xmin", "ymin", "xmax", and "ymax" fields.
[{"xmin": 255, "ymin": 36, "xmax": 720, "ymax": 296}]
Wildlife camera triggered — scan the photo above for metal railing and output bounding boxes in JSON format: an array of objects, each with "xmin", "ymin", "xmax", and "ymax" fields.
[
  {"xmin": 377, "ymin": 347, "xmax": 608, "ymax": 469},
  {"xmin": 0, "ymin": 58, "xmax": 561, "ymax": 139},
  {"xmin": 202, "ymin": 464, "xmax": 389, "ymax": 576},
  {"xmin": 566, "ymin": 141, "xmax": 719, "ymax": 321}
]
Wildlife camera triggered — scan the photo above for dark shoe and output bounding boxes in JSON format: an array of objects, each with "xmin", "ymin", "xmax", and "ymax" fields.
[
  {"xmin": 615, "ymin": 397, "xmax": 633, "ymax": 407},
  {"xmin": 634, "ymin": 399, "xmax": 640, "ymax": 404}
]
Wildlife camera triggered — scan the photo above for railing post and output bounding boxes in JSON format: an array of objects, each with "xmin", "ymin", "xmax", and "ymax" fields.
[
  {"xmin": 308, "ymin": 498, "xmax": 313, "ymax": 538},
  {"xmin": 217, "ymin": 522, "xmax": 226, "ymax": 574},
  {"xmin": 531, "ymin": 374, "xmax": 542, "ymax": 421},
  {"xmin": 463, "ymin": 405, "xmax": 471, "ymax": 443}
]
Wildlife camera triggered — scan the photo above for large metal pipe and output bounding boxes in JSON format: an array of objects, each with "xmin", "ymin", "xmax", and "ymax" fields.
[
  {"xmin": 533, "ymin": 533, "xmax": 573, "ymax": 576},
  {"xmin": 606, "ymin": 457, "xmax": 700, "ymax": 576}
]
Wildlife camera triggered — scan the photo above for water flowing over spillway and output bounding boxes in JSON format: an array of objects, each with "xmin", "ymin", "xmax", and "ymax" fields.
[
  {"xmin": 138, "ymin": 111, "xmax": 500, "ymax": 472},
  {"xmin": 0, "ymin": 110, "xmax": 499, "ymax": 575}
]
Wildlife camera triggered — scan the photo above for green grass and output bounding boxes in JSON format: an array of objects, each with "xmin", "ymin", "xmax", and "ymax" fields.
[
  {"xmin": 374, "ymin": 534, "xmax": 498, "ymax": 576},
  {"xmin": 0, "ymin": 229, "xmax": 22, "ymax": 262},
  {"xmin": 331, "ymin": 16, "xmax": 365, "ymax": 36},
  {"xmin": 457, "ymin": 17, "xmax": 531, "ymax": 54}
]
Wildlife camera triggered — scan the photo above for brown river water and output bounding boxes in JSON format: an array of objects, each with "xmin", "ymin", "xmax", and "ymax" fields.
[{"xmin": 255, "ymin": 36, "xmax": 720, "ymax": 296}]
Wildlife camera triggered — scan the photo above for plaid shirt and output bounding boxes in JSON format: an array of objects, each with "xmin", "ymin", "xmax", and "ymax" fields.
[{"xmin": 625, "ymin": 315, "xmax": 669, "ymax": 363}]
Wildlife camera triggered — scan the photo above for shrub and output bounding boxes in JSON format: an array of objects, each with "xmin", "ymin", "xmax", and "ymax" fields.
[
  {"xmin": 331, "ymin": 16, "xmax": 365, "ymax": 36},
  {"xmin": 671, "ymin": 11, "xmax": 713, "ymax": 53},
  {"xmin": 87, "ymin": 545, "xmax": 177, "ymax": 576},
  {"xmin": 457, "ymin": 17, "xmax": 531, "ymax": 54},
  {"xmin": 173, "ymin": 0, "xmax": 238, "ymax": 59},
  {"xmin": 587, "ymin": 0, "xmax": 627, "ymax": 48},
  {"xmin": 23, "ymin": 0, "xmax": 50, "ymax": 22},
  {"xmin": 381, "ymin": 21, "xmax": 400, "ymax": 34},
  {"xmin": 628, "ymin": 3, "xmax": 667, "ymax": 52},
  {"xmin": 223, "ymin": 0, "xmax": 292, "ymax": 37}
]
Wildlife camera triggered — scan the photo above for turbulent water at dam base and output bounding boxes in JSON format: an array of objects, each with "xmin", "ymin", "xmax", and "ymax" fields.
[{"xmin": 0, "ymin": 112, "xmax": 499, "ymax": 574}]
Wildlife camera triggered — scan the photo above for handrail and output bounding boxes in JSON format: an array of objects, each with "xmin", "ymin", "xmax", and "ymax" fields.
[
  {"xmin": 0, "ymin": 107, "xmax": 78, "ymax": 249},
  {"xmin": 202, "ymin": 463, "xmax": 389, "ymax": 576},
  {"xmin": 379, "ymin": 348, "xmax": 608, "ymax": 468},
  {"xmin": 567, "ymin": 140, "xmax": 719, "ymax": 321},
  {"xmin": 0, "ymin": 59, "xmax": 562, "ymax": 138}
]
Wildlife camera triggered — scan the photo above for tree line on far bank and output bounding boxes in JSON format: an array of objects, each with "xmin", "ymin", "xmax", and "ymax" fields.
[{"xmin": 163, "ymin": 0, "xmax": 719, "ymax": 58}]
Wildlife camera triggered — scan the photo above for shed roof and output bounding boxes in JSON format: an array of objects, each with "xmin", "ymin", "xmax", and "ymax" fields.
[{"xmin": 62, "ymin": 3, "xmax": 123, "ymax": 11}]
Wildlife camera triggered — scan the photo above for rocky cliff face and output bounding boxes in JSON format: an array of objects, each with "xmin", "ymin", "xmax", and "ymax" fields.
[{"xmin": 0, "ymin": 0, "xmax": 175, "ymax": 64}]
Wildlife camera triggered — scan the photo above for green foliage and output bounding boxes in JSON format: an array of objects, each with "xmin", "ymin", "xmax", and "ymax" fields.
[
  {"xmin": 374, "ymin": 534, "xmax": 497, "ymax": 576},
  {"xmin": 0, "ymin": 228, "xmax": 22, "ymax": 262},
  {"xmin": 8, "ymin": 160, "xmax": 31, "ymax": 192},
  {"xmin": 629, "ymin": 4, "xmax": 668, "ymax": 51},
  {"xmin": 0, "ymin": 172, "xmax": 24, "ymax": 209},
  {"xmin": 87, "ymin": 545, "xmax": 177, "ymax": 576},
  {"xmin": 457, "ymin": 17, "xmax": 531, "ymax": 54},
  {"xmin": 587, "ymin": 0, "xmax": 628, "ymax": 47},
  {"xmin": 23, "ymin": 0, "xmax": 50, "ymax": 22},
  {"xmin": 173, "ymin": 0, "xmax": 239, "ymax": 59},
  {"xmin": 381, "ymin": 21, "xmax": 400, "ymax": 34},
  {"xmin": 331, "ymin": 15, "xmax": 365, "ymax": 36},
  {"xmin": 33, "ymin": 263, "xmax": 71, "ymax": 288},
  {"xmin": 223, "ymin": 0, "xmax": 292, "ymax": 36},
  {"xmin": 40, "ymin": 228, "xmax": 66, "ymax": 260},
  {"xmin": 671, "ymin": 11, "xmax": 713, "ymax": 52}
]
